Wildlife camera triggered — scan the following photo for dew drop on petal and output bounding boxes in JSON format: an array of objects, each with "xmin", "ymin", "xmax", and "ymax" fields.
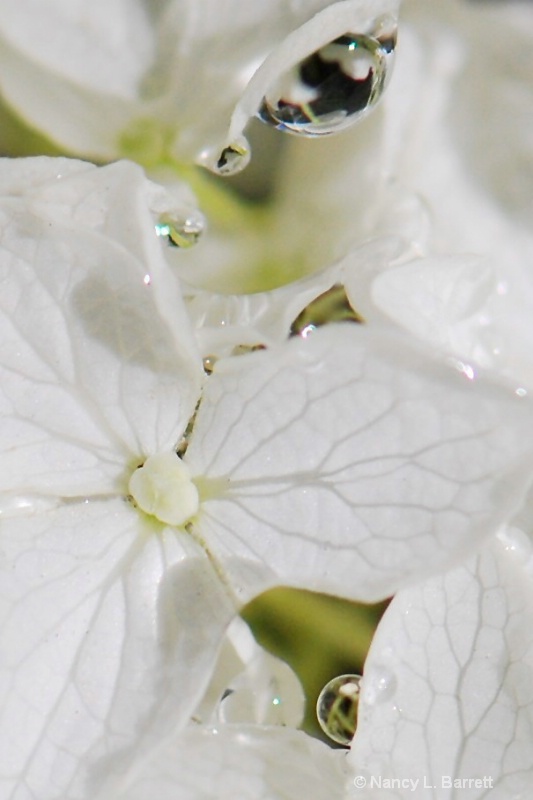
[
  {"xmin": 257, "ymin": 17, "xmax": 397, "ymax": 137},
  {"xmin": 203, "ymin": 355, "xmax": 218, "ymax": 375},
  {"xmin": 316, "ymin": 674, "xmax": 362, "ymax": 746},
  {"xmin": 362, "ymin": 666, "xmax": 396, "ymax": 706},
  {"xmin": 290, "ymin": 283, "xmax": 363, "ymax": 337},
  {"xmin": 155, "ymin": 211, "xmax": 205, "ymax": 248},
  {"xmin": 217, "ymin": 668, "xmax": 303, "ymax": 728}
]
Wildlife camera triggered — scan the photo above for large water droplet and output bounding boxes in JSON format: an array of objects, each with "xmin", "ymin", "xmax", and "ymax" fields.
[
  {"xmin": 316, "ymin": 674, "xmax": 362, "ymax": 746},
  {"xmin": 155, "ymin": 211, "xmax": 205, "ymax": 248},
  {"xmin": 257, "ymin": 17, "xmax": 396, "ymax": 137}
]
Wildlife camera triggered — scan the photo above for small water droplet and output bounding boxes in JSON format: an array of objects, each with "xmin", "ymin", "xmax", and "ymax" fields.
[
  {"xmin": 257, "ymin": 18, "xmax": 396, "ymax": 137},
  {"xmin": 155, "ymin": 212, "xmax": 205, "ymax": 248},
  {"xmin": 290, "ymin": 283, "xmax": 363, "ymax": 337},
  {"xmin": 202, "ymin": 136, "xmax": 252, "ymax": 176},
  {"xmin": 363, "ymin": 666, "xmax": 396, "ymax": 705},
  {"xmin": 316, "ymin": 674, "xmax": 362, "ymax": 746},
  {"xmin": 203, "ymin": 355, "xmax": 218, "ymax": 375}
]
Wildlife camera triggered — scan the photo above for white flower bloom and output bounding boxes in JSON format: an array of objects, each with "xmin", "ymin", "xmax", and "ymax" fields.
[
  {"xmin": 94, "ymin": 532, "xmax": 533, "ymax": 799},
  {"xmin": 2, "ymin": 155, "xmax": 533, "ymax": 798},
  {"xmin": 0, "ymin": 0, "xmax": 399, "ymax": 166},
  {"xmin": 0, "ymin": 156, "xmax": 235, "ymax": 799},
  {"xmin": 368, "ymin": 0, "xmax": 533, "ymax": 387},
  {"xmin": 0, "ymin": 0, "xmax": 419, "ymax": 299}
]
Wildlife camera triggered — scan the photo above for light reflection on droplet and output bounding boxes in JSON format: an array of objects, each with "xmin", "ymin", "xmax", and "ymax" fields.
[
  {"xmin": 257, "ymin": 17, "xmax": 396, "ymax": 137},
  {"xmin": 300, "ymin": 324, "xmax": 316, "ymax": 338},
  {"xmin": 316, "ymin": 673, "xmax": 362, "ymax": 746},
  {"xmin": 155, "ymin": 211, "xmax": 205, "ymax": 248},
  {"xmin": 516, "ymin": 387, "xmax": 528, "ymax": 398},
  {"xmin": 203, "ymin": 355, "xmax": 218, "ymax": 375},
  {"xmin": 450, "ymin": 359, "xmax": 477, "ymax": 382}
]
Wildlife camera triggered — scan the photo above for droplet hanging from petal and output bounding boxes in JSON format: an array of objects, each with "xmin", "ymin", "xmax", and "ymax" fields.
[
  {"xmin": 257, "ymin": 17, "xmax": 397, "ymax": 137},
  {"xmin": 316, "ymin": 674, "xmax": 362, "ymax": 746},
  {"xmin": 199, "ymin": 136, "xmax": 252, "ymax": 177}
]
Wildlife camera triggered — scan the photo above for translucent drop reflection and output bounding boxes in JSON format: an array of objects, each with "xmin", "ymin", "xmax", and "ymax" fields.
[
  {"xmin": 200, "ymin": 136, "xmax": 252, "ymax": 177},
  {"xmin": 217, "ymin": 657, "xmax": 304, "ymax": 727},
  {"xmin": 155, "ymin": 211, "xmax": 205, "ymax": 248},
  {"xmin": 257, "ymin": 17, "xmax": 396, "ymax": 137},
  {"xmin": 316, "ymin": 673, "xmax": 361, "ymax": 746},
  {"xmin": 290, "ymin": 283, "xmax": 363, "ymax": 337}
]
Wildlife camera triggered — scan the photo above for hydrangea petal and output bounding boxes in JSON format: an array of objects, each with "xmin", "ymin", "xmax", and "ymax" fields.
[
  {"xmin": 185, "ymin": 325, "xmax": 533, "ymax": 602},
  {"xmin": 96, "ymin": 724, "xmax": 347, "ymax": 800},
  {"xmin": 351, "ymin": 533, "xmax": 533, "ymax": 797},
  {"xmin": 0, "ymin": 159, "xmax": 202, "ymax": 498},
  {"xmin": 0, "ymin": 501, "xmax": 235, "ymax": 800}
]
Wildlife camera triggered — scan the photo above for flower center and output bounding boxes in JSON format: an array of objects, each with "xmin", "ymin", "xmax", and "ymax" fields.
[{"xmin": 128, "ymin": 453, "xmax": 199, "ymax": 526}]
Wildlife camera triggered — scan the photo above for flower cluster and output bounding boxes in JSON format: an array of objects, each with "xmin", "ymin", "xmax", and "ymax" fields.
[{"xmin": 0, "ymin": 1, "xmax": 533, "ymax": 798}]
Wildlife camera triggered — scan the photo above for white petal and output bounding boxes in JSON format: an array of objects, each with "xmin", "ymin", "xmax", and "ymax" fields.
[
  {"xmin": 185, "ymin": 325, "xmax": 533, "ymax": 602},
  {"xmin": 351, "ymin": 534, "xmax": 533, "ymax": 797},
  {"xmin": 0, "ymin": 0, "xmax": 153, "ymax": 157},
  {"xmin": 6, "ymin": 0, "xmax": 188, "ymax": 158},
  {"xmin": 367, "ymin": 254, "xmax": 503, "ymax": 368},
  {"xmin": 98, "ymin": 724, "xmax": 348, "ymax": 800},
  {"xmin": 226, "ymin": 0, "xmax": 401, "ymax": 147},
  {"xmin": 158, "ymin": 0, "xmax": 354, "ymax": 160},
  {"xmin": 0, "ymin": 0, "xmax": 153, "ymax": 97},
  {"xmin": 0, "ymin": 501, "xmax": 235, "ymax": 800},
  {"xmin": 0, "ymin": 158, "xmax": 202, "ymax": 498}
]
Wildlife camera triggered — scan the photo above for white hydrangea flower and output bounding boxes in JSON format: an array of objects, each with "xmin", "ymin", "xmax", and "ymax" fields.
[
  {"xmin": 0, "ymin": 0, "xmax": 399, "ymax": 166},
  {"xmin": 366, "ymin": 0, "xmax": 533, "ymax": 388},
  {"xmin": 2, "ymin": 155, "xmax": 533, "ymax": 798},
  {"xmin": 90, "ymin": 531, "xmax": 533, "ymax": 799}
]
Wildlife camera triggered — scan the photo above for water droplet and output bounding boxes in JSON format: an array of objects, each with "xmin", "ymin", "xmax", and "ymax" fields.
[
  {"xmin": 499, "ymin": 527, "xmax": 532, "ymax": 559},
  {"xmin": 316, "ymin": 674, "xmax": 362, "ymax": 746},
  {"xmin": 218, "ymin": 669, "xmax": 303, "ymax": 727},
  {"xmin": 203, "ymin": 355, "xmax": 218, "ymax": 375},
  {"xmin": 200, "ymin": 136, "xmax": 252, "ymax": 177},
  {"xmin": 257, "ymin": 18, "xmax": 396, "ymax": 137},
  {"xmin": 363, "ymin": 666, "xmax": 396, "ymax": 705},
  {"xmin": 290, "ymin": 283, "xmax": 363, "ymax": 337},
  {"xmin": 155, "ymin": 211, "xmax": 205, "ymax": 248}
]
